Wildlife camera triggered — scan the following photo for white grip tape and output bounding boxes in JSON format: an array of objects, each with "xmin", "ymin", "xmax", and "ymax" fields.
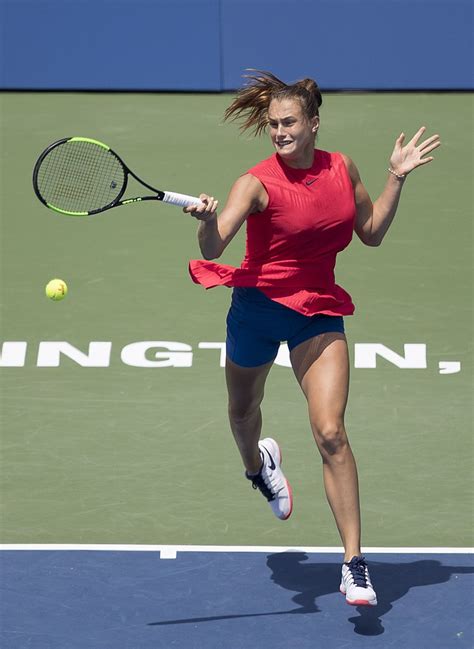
[{"xmin": 163, "ymin": 191, "xmax": 203, "ymax": 208}]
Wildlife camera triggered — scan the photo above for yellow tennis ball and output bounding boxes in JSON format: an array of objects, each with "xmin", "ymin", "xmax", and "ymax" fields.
[{"xmin": 45, "ymin": 278, "xmax": 68, "ymax": 301}]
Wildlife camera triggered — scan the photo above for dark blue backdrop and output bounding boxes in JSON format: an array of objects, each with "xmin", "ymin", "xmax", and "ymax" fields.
[{"xmin": 1, "ymin": 0, "xmax": 472, "ymax": 89}]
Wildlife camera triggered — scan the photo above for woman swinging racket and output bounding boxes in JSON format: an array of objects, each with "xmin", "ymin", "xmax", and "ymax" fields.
[{"xmin": 185, "ymin": 70, "xmax": 440, "ymax": 606}]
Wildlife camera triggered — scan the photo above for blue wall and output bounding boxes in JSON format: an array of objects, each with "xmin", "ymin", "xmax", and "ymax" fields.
[{"xmin": 1, "ymin": 0, "xmax": 472, "ymax": 90}]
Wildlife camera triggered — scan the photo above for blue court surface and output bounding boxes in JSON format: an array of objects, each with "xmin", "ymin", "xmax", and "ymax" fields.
[{"xmin": 1, "ymin": 548, "xmax": 473, "ymax": 649}]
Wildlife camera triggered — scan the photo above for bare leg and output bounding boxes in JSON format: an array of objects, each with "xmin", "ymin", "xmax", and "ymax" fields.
[
  {"xmin": 225, "ymin": 357, "xmax": 274, "ymax": 474},
  {"xmin": 290, "ymin": 333, "xmax": 361, "ymax": 562}
]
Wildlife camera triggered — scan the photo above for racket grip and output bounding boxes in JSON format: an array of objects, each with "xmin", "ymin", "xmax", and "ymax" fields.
[{"xmin": 162, "ymin": 191, "xmax": 203, "ymax": 208}]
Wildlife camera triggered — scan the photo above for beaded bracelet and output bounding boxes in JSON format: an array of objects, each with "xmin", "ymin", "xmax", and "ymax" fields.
[{"xmin": 388, "ymin": 167, "xmax": 406, "ymax": 180}]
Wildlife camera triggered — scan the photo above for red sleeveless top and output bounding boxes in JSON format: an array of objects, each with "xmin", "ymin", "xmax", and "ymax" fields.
[{"xmin": 189, "ymin": 149, "xmax": 356, "ymax": 316}]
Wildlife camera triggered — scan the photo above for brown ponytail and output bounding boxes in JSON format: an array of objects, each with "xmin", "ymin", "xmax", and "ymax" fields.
[{"xmin": 224, "ymin": 69, "xmax": 323, "ymax": 136}]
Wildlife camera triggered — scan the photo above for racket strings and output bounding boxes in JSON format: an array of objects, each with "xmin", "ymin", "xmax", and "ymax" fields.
[{"xmin": 36, "ymin": 141, "xmax": 125, "ymax": 212}]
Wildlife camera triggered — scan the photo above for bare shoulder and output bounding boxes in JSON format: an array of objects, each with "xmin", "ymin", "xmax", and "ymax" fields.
[
  {"xmin": 339, "ymin": 153, "xmax": 360, "ymax": 183},
  {"xmin": 227, "ymin": 173, "xmax": 268, "ymax": 213},
  {"xmin": 231, "ymin": 172, "xmax": 266, "ymax": 197}
]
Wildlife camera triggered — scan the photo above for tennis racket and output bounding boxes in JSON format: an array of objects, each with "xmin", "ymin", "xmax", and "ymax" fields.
[{"xmin": 32, "ymin": 136, "xmax": 203, "ymax": 216}]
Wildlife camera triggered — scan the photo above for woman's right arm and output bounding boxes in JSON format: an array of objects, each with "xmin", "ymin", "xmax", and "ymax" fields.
[{"xmin": 184, "ymin": 174, "xmax": 267, "ymax": 260}]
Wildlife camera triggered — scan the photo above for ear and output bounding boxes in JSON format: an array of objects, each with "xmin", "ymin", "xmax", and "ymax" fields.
[{"xmin": 311, "ymin": 116, "xmax": 320, "ymax": 133}]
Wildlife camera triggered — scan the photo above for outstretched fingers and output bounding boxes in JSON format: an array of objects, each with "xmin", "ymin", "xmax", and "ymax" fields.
[
  {"xmin": 396, "ymin": 132, "xmax": 405, "ymax": 145},
  {"xmin": 390, "ymin": 126, "xmax": 440, "ymax": 175},
  {"xmin": 408, "ymin": 125, "xmax": 427, "ymax": 146},
  {"xmin": 415, "ymin": 155, "xmax": 435, "ymax": 166},
  {"xmin": 419, "ymin": 134, "xmax": 441, "ymax": 155}
]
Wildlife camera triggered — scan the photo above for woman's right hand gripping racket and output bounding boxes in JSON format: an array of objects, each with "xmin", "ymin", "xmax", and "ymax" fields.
[{"xmin": 33, "ymin": 136, "xmax": 204, "ymax": 216}]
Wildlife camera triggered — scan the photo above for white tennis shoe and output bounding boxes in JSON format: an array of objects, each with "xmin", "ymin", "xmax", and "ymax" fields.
[
  {"xmin": 340, "ymin": 555, "xmax": 377, "ymax": 606},
  {"xmin": 245, "ymin": 437, "xmax": 293, "ymax": 520}
]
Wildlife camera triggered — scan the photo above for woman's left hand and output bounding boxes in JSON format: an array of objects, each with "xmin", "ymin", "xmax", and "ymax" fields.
[{"xmin": 389, "ymin": 126, "xmax": 441, "ymax": 177}]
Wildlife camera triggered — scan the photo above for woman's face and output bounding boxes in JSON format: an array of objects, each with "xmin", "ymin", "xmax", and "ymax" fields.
[{"xmin": 268, "ymin": 98, "xmax": 319, "ymax": 164}]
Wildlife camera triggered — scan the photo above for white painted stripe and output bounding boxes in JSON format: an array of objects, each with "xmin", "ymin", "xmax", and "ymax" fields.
[{"xmin": 0, "ymin": 544, "xmax": 472, "ymax": 555}]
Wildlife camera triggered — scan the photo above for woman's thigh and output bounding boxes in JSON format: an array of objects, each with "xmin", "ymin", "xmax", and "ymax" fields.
[
  {"xmin": 225, "ymin": 357, "xmax": 274, "ymax": 416},
  {"xmin": 289, "ymin": 332, "xmax": 350, "ymax": 426}
]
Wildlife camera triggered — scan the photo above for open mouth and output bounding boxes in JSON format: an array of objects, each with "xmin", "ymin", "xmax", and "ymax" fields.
[{"xmin": 276, "ymin": 140, "xmax": 292, "ymax": 148}]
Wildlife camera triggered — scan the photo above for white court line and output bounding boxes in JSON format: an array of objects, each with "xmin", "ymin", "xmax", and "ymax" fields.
[{"xmin": 0, "ymin": 545, "xmax": 472, "ymax": 560}]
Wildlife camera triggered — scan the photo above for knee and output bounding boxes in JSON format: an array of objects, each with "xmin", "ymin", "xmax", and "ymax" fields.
[{"xmin": 312, "ymin": 421, "xmax": 348, "ymax": 457}]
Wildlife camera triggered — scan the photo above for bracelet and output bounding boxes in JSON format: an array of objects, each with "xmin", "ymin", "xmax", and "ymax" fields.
[{"xmin": 388, "ymin": 167, "xmax": 406, "ymax": 180}]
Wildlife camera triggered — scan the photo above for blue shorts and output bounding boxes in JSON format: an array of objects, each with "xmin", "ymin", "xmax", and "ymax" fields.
[{"xmin": 226, "ymin": 287, "xmax": 345, "ymax": 367}]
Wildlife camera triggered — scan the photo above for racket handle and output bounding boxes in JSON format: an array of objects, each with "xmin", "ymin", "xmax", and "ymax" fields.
[{"xmin": 162, "ymin": 191, "xmax": 203, "ymax": 208}]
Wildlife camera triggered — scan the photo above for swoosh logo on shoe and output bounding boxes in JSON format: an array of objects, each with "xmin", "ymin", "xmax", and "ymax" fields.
[
  {"xmin": 264, "ymin": 448, "xmax": 276, "ymax": 470},
  {"xmin": 305, "ymin": 178, "xmax": 317, "ymax": 185}
]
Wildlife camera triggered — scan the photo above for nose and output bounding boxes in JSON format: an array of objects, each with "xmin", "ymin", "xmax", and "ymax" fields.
[{"xmin": 276, "ymin": 123, "xmax": 285, "ymax": 137}]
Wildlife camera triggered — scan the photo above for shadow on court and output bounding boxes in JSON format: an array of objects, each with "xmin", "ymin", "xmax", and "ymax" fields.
[{"xmin": 148, "ymin": 553, "xmax": 474, "ymax": 636}]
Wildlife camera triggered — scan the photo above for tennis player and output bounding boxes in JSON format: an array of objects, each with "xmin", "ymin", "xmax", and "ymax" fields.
[{"xmin": 185, "ymin": 71, "xmax": 440, "ymax": 607}]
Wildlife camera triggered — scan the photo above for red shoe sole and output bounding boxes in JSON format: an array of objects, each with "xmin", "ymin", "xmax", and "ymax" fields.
[{"xmin": 340, "ymin": 589, "xmax": 376, "ymax": 606}]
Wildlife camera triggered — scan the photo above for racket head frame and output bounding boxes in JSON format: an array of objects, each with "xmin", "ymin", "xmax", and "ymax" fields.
[{"xmin": 32, "ymin": 136, "xmax": 165, "ymax": 216}]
